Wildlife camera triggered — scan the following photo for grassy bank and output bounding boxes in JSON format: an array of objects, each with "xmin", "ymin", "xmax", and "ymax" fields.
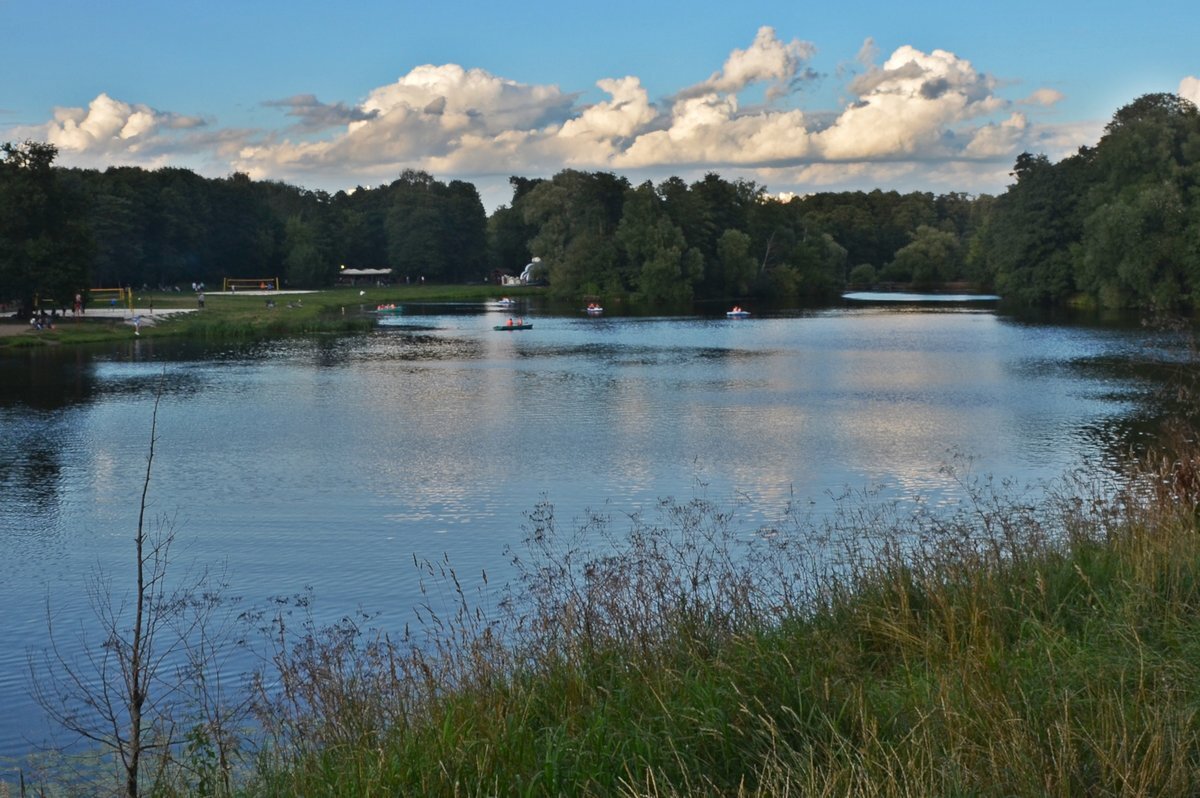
[
  {"xmin": 0, "ymin": 284, "xmax": 544, "ymax": 348},
  {"xmin": 211, "ymin": 445, "xmax": 1200, "ymax": 797},
  {"xmin": 17, "ymin": 444, "xmax": 1200, "ymax": 796}
]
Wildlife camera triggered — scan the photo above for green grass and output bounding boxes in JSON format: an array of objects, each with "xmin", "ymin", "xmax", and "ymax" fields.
[{"xmin": 0, "ymin": 284, "xmax": 544, "ymax": 348}]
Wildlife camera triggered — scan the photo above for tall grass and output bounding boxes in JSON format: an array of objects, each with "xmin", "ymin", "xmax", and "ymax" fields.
[
  {"xmin": 237, "ymin": 439, "xmax": 1200, "ymax": 797},
  {"xmin": 23, "ymin": 445, "xmax": 1200, "ymax": 796}
]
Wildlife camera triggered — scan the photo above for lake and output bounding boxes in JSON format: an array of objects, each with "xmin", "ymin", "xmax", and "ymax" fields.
[{"xmin": 0, "ymin": 300, "xmax": 1180, "ymax": 760}]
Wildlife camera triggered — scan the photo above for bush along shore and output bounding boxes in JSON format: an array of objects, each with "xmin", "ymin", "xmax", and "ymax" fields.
[{"xmin": 19, "ymin": 432, "xmax": 1200, "ymax": 797}]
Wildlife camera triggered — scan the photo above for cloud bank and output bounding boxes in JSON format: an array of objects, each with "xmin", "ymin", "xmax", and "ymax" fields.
[{"xmin": 6, "ymin": 26, "xmax": 1094, "ymax": 203}]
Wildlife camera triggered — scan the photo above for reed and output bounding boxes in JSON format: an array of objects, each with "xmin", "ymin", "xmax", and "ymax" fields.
[{"xmin": 239, "ymin": 439, "xmax": 1200, "ymax": 797}]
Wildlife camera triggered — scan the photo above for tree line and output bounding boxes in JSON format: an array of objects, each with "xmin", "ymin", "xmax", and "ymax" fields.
[
  {"xmin": 3, "ymin": 92, "xmax": 1199, "ymax": 314},
  {"xmin": 974, "ymin": 92, "xmax": 1200, "ymax": 309}
]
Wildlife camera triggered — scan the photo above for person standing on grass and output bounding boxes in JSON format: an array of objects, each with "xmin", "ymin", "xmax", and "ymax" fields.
[{"xmin": 198, "ymin": 291, "xmax": 205, "ymax": 309}]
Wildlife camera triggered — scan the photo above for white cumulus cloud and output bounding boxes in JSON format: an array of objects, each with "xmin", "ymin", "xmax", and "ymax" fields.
[
  {"xmin": 1181, "ymin": 76, "xmax": 1200, "ymax": 107},
  {"xmin": 964, "ymin": 112, "xmax": 1028, "ymax": 157},
  {"xmin": 1023, "ymin": 88, "xmax": 1065, "ymax": 107},
  {"xmin": 619, "ymin": 41, "xmax": 1023, "ymax": 173},
  {"xmin": 615, "ymin": 94, "xmax": 812, "ymax": 168},
  {"xmin": 552, "ymin": 76, "xmax": 658, "ymax": 164},
  {"xmin": 818, "ymin": 46, "xmax": 1003, "ymax": 161},
  {"xmin": 233, "ymin": 63, "xmax": 581, "ymax": 182},
  {"xmin": 683, "ymin": 25, "xmax": 816, "ymax": 100},
  {"xmin": 559, "ymin": 77, "xmax": 656, "ymax": 141},
  {"xmin": 4, "ymin": 29, "xmax": 1080, "ymax": 202},
  {"xmin": 4, "ymin": 92, "xmax": 223, "ymax": 173},
  {"xmin": 40, "ymin": 93, "xmax": 202, "ymax": 155},
  {"xmin": 360, "ymin": 63, "xmax": 575, "ymax": 134}
]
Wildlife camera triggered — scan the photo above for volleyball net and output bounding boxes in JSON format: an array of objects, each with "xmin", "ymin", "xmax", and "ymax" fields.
[
  {"xmin": 223, "ymin": 277, "xmax": 279, "ymax": 292},
  {"xmin": 89, "ymin": 287, "xmax": 132, "ymax": 311}
]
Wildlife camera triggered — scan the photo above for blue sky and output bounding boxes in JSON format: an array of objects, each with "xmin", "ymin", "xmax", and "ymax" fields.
[{"xmin": 2, "ymin": 0, "xmax": 1197, "ymax": 210}]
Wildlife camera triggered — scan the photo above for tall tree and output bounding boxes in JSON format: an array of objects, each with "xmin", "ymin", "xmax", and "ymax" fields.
[
  {"xmin": 715, "ymin": 229, "xmax": 757, "ymax": 297},
  {"xmin": 283, "ymin": 215, "xmax": 328, "ymax": 287},
  {"xmin": 210, "ymin": 172, "xmax": 282, "ymax": 283},
  {"xmin": 0, "ymin": 141, "xmax": 92, "ymax": 315},
  {"xmin": 1074, "ymin": 93, "xmax": 1200, "ymax": 308},
  {"xmin": 487, "ymin": 177, "xmax": 544, "ymax": 276},
  {"xmin": 385, "ymin": 170, "xmax": 447, "ymax": 281},
  {"xmin": 522, "ymin": 170, "xmax": 630, "ymax": 297},
  {"xmin": 86, "ymin": 181, "xmax": 146, "ymax": 288},
  {"xmin": 617, "ymin": 181, "xmax": 697, "ymax": 302},
  {"xmin": 885, "ymin": 225, "xmax": 962, "ymax": 286},
  {"xmin": 970, "ymin": 151, "xmax": 1089, "ymax": 304},
  {"xmin": 443, "ymin": 180, "xmax": 487, "ymax": 282}
]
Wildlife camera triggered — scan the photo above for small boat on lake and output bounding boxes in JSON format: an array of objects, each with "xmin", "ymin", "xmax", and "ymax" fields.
[
  {"xmin": 494, "ymin": 320, "xmax": 533, "ymax": 331},
  {"xmin": 726, "ymin": 306, "xmax": 750, "ymax": 318},
  {"xmin": 584, "ymin": 303, "xmax": 603, "ymax": 315},
  {"xmin": 488, "ymin": 297, "xmax": 518, "ymax": 309}
]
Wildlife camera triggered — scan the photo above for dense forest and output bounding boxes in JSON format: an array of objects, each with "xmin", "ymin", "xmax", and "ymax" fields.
[{"xmin": 2, "ymin": 93, "xmax": 1199, "ymax": 314}]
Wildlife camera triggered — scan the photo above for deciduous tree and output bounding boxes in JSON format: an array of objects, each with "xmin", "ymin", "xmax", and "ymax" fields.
[{"xmin": 0, "ymin": 141, "xmax": 92, "ymax": 315}]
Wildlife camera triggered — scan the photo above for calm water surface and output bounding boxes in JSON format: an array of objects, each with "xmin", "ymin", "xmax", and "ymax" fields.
[{"xmin": 0, "ymin": 303, "xmax": 1176, "ymax": 758}]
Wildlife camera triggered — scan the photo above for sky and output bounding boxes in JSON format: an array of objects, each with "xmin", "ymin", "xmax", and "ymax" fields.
[{"xmin": 2, "ymin": 0, "xmax": 1198, "ymax": 211}]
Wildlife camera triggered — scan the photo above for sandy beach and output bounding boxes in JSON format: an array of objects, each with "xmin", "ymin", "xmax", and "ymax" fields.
[
  {"xmin": 1, "ymin": 306, "xmax": 199, "ymax": 338},
  {"xmin": 2, "ymin": 290, "xmax": 316, "ymax": 339}
]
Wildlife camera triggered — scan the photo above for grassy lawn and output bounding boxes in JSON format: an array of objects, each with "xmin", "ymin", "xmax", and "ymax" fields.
[{"xmin": 0, "ymin": 284, "xmax": 544, "ymax": 348}]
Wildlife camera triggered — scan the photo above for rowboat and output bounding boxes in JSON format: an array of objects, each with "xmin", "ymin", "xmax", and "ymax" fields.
[
  {"xmin": 726, "ymin": 307, "xmax": 750, "ymax": 318},
  {"xmin": 584, "ymin": 304, "xmax": 604, "ymax": 315},
  {"xmin": 494, "ymin": 322, "xmax": 533, "ymax": 331}
]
